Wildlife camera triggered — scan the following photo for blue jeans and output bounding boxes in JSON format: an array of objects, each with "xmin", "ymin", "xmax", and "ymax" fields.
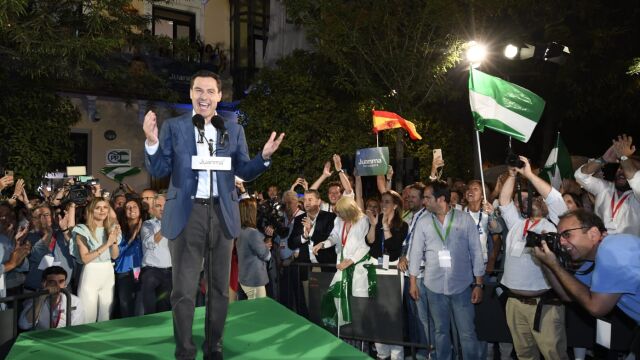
[
  {"xmin": 403, "ymin": 278, "xmax": 432, "ymax": 358},
  {"xmin": 426, "ymin": 286, "xmax": 481, "ymax": 360},
  {"xmin": 415, "ymin": 280, "xmax": 437, "ymax": 359}
]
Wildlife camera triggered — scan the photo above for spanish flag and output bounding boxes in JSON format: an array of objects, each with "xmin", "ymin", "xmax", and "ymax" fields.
[{"xmin": 372, "ymin": 110, "xmax": 422, "ymax": 140}]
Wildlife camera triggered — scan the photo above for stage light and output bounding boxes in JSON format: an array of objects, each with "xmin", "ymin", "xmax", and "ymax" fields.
[
  {"xmin": 504, "ymin": 44, "xmax": 518, "ymax": 59},
  {"xmin": 503, "ymin": 42, "xmax": 568, "ymax": 63},
  {"xmin": 466, "ymin": 41, "xmax": 487, "ymax": 68}
]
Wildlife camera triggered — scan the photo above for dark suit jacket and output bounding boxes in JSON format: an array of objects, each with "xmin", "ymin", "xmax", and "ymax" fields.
[
  {"xmin": 144, "ymin": 112, "xmax": 269, "ymax": 240},
  {"xmin": 288, "ymin": 210, "xmax": 337, "ymax": 266}
]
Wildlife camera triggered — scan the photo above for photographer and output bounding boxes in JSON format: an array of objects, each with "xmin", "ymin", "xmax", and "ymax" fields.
[
  {"xmin": 533, "ymin": 209, "xmax": 639, "ymax": 357},
  {"xmin": 23, "ymin": 203, "xmax": 76, "ymax": 292},
  {"xmin": 237, "ymin": 198, "xmax": 272, "ymax": 299},
  {"xmin": 498, "ymin": 156, "xmax": 569, "ymax": 360}
]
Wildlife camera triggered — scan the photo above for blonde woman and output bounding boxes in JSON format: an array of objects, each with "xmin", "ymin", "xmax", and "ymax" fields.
[
  {"xmin": 71, "ymin": 198, "xmax": 120, "ymax": 323},
  {"xmin": 313, "ymin": 196, "xmax": 376, "ymax": 327}
]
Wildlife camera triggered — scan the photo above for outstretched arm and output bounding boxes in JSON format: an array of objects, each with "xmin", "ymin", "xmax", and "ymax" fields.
[{"xmin": 310, "ymin": 161, "xmax": 332, "ymax": 190}]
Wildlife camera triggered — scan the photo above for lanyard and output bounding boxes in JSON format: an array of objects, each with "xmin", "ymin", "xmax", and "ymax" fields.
[
  {"xmin": 522, "ymin": 218, "xmax": 541, "ymax": 238},
  {"xmin": 51, "ymin": 299, "xmax": 63, "ymax": 328},
  {"xmin": 341, "ymin": 222, "xmax": 351, "ymax": 246},
  {"xmin": 49, "ymin": 234, "xmax": 57, "ymax": 252},
  {"xmin": 432, "ymin": 210, "xmax": 455, "ymax": 245},
  {"xmin": 378, "ymin": 219, "xmax": 387, "ymax": 254},
  {"xmin": 406, "ymin": 208, "xmax": 426, "ymax": 241},
  {"xmin": 610, "ymin": 192, "xmax": 630, "ymax": 220},
  {"xmin": 466, "ymin": 208, "xmax": 483, "ymax": 235}
]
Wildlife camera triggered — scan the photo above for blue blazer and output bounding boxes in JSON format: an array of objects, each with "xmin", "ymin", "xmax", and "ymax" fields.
[{"xmin": 144, "ymin": 112, "xmax": 269, "ymax": 240}]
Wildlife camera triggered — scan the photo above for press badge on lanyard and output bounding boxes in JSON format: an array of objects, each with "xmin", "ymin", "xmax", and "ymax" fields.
[
  {"xmin": 606, "ymin": 192, "xmax": 630, "ymax": 231},
  {"xmin": 438, "ymin": 250, "xmax": 452, "ymax": 268},
  {"xmin": 432, "ymin": 211, "xmax": 455, "ymax": 268}
]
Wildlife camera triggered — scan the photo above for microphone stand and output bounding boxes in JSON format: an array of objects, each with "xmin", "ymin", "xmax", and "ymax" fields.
[{"xmin": 205, "ymin": 137, "xmax": 216, "ymax": 357}]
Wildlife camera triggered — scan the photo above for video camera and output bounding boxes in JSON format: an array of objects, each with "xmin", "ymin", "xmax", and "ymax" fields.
[
  {"xmin": 524, "ymin": 231, "xmax": 572, "ymax": 270},
  {"xmin": 61, "ymin": 166, "xmax": 99, "ymax": 206},
  {"xmin": 257, "ymin": 199, "xmax": 288, "ymax": 238}
]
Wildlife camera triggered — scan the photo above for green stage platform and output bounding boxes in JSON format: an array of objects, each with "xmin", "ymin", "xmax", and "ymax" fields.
[{"xmin": 8, "ymin": 298, "xmax": 368, "ymax": 359}]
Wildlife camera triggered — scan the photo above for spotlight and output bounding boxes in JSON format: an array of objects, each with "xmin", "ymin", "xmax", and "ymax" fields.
[
  {"xmin": 466, "ymin": 41, "xmax": 487, "ymax": 68},
  {"xmin": 504, "ymin": 44, "xmax": 518, "ymax": 59}
]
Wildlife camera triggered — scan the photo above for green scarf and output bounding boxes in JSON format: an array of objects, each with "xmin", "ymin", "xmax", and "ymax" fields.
[{"xmin": 320, "ymin": 252, "xmax": 377, "ymax": 328}]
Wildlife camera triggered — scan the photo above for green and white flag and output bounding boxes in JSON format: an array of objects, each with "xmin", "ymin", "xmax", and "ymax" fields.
[
  {"xmin": 541, "ymin": 133, "xmax": 574, "ymax": 190},
  {"xmin": 469, "ymin": 68, "xmax": 546, "ymax": 143},
  {"xmin": 100, "ymin": 166, "xmax": 141, "ymax": 183}
]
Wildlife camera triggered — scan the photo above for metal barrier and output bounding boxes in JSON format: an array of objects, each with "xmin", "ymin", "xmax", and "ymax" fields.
[
  {"xmin": 0, "ymin": 288, "xmax": 73, "ymax": 356},
  {"xmin": 282, "ymin": 261, "xmax": 430, "ymax": 359}
]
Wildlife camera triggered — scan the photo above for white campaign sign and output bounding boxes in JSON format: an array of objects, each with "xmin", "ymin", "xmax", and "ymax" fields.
[{"xmin": 191, "ymin": 156, "xmax": 232, "ymax": 171}]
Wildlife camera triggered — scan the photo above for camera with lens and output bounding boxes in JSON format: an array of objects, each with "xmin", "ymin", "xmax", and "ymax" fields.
[
  {"xmin": 525, "ymin": 231, "xmax": 571, "ymax": 269},
  {"xmin": 257, "ymin": 199, "xmax": 288, "ymax": 238},
  {"xmin": 506, "ymin": 152, "xmax": 525, "ymax": 168},
  {"xmin": 63, "ymin": 176, "xmax": 99, "ymax": 206}
]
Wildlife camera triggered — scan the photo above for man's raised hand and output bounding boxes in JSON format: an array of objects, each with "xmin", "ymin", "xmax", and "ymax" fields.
[
  {"xmin": 261, "ymin": 132, "xmax": 285, "ymax": 160},
  {"xmin": 143, "ymin": 110, "xmax": 159, "ymax": 145}
]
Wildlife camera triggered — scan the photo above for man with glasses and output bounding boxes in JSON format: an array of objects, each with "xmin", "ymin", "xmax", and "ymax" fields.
[
  {"xmin": 140, "ymin": 188, "xmax": 158, "ymax": 214},
  {"xmin": 534, "ymin": 209, "xmax": 640, "ymax": 356}
]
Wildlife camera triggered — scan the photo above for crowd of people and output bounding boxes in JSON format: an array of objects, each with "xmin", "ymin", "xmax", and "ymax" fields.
[{"xmin": 0, "ymin": 132, "xmax": 639, "ymax": 360}]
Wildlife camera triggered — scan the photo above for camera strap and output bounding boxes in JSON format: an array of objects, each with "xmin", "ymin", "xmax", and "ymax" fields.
[{"xmin": 522, "ymin": 219, "xmax": 541, "ymax": 238}]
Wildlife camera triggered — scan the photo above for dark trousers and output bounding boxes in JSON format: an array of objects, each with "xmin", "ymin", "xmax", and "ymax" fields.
[
  {"xmin": 115, "ymin": 271, "xmax": 137, "ymax": 318},
  {"xmin": 140, "ymin": 266, "xmax": 172, "ymax": 314},
  {"xmin": 169, "ymin": 202, "xmax": 233, "ymax": 360}
]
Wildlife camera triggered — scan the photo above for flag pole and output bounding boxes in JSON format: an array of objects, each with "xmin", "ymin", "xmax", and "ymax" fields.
[
  {"xmin": 376, "ymin": 133, "xmax": 379, "ymax": 148},
  {"xmin": 470, "ymin": 66, "xmax": 488, "ymax": 203},
  {"xmin": 475, "ymin": 130, "xmax": 488, "ymax": 203},
  {"xmin": 554, "ymin": 131, "xmax": 560, "ymax": 166}
]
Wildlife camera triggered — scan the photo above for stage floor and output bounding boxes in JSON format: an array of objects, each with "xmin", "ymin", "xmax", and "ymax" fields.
[{"xmin": 8, "ymin": 297, "xmax": 368, "ymax": 359}]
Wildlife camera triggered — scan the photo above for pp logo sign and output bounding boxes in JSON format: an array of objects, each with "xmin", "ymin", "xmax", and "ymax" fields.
[{"xmin": 106, "ymin": 149, "xmax": 131, "ymax": 166}]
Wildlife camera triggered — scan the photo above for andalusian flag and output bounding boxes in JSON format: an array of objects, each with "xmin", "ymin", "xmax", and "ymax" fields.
[
  {"xmin": 469, "ymin": 68, "xmax": 545, "ymax": 143},
  {"xmin": 100, "ymin": 166, "xmax": 141, "ymax": 183},
  {"xmin": 372, "ymin": 110, "xmax": 422, "ymax": 140},
  {"xmin": 541, "ymin": 133, "xmax": 574, "ymax": 190}
]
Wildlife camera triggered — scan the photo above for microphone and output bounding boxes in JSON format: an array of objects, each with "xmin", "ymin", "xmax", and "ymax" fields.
[
  {"xmin": 192, "ymin": 114, "xmax": 205, "ymax": 144},
  {"xmin": 211, "ymin": 115, "xmax": 228, "ymax": 146}
]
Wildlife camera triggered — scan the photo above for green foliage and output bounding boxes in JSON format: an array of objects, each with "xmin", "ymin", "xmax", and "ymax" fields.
[
  {"xmin": 284, "ymin": 0, "xmax": 466, "ymax": 111},
  {"xmin": 628, "ymin": 58, "xmax": 640, "ymax": 75},
  {"xmin": 0, "ymin": 0, "xmax": 178, "ymax": 188},
  {"xmin": 241, "ymin": 51, "xmax": 373, "ymax": 191},
  {"xmin": 0, "ymin": 88, "xmax": 79, "ymax": 187}
]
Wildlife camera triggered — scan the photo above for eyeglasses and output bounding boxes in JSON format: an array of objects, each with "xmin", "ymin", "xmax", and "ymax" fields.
[{"xmin": 559, "ymin": 226, "xmax": 590, "ymax": 239}]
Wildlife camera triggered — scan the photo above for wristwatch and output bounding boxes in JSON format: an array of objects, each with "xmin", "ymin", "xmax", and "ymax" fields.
[
  {"xmin": 620, "ymin": 155, "xmax": 629, "ymax": 162},
  {"xmin": 337, "ymin": 169, "xmax": 345, "ymax": 174},
  {"xmin": 471, "ymin": 283, "xmax": 485, "ymax": 289}
]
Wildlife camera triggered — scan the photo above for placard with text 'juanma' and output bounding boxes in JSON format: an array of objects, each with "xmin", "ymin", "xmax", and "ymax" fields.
[{"xmin": 355, "ymin": 147, "xmax": 389, "ymax": 176}]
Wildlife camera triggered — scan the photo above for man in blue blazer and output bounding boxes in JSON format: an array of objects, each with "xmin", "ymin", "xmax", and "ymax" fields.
[{"xmin": 143, "ymin": 70, "xmax": 284, "ymax": 360}]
